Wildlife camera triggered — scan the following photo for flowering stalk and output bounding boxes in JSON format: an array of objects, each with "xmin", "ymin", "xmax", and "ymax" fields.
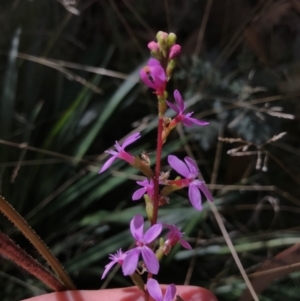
[{"xmin": 100, "ymin": 31, "xmax": 212, "ymax": 301}]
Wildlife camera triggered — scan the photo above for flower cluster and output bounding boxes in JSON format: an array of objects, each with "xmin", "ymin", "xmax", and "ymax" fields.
[{"xmin": 99, "ymin": 31, "xmax": 213, "ymax": 300}]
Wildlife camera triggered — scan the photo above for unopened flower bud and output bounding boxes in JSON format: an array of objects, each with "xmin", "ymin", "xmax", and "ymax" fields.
[
  {"xmin": 167, "ymin": 32, "xmax": 177, "ymax": 47},
  {"xmin": 148, "ymin": 41, "xmax": 159, "ymax": 52},
  {"xmin": 156, "ymin": 31, "xmax": 169, "ymax": 57},
  {"xmin": 169, "ymin": 44, "xmax": 181, "ymax": 59},
  {"xmin": 156, "ymin": 31, "xmax": 168, "ymax": 42}
]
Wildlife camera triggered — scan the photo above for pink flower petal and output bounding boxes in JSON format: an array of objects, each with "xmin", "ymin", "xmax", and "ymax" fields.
[
  {"xmin": 136, "ymin": 179, "xmax": 148, "ymax": 186},
  {"xmin": 106, "ymin": 149, "xmax": 118, "ymax": 156},
  {"xmin": 168, "ymin": 155, "xmax": 190, "ymax": 178},
  {"xmin": 188, "ymin": 184, "xmax": 202, "ymax": 210},
  {"xmin": 144, "ymin": 224, "xmax": 162, "ymax": 244},
  {"xmin": 179, "ymin": 238, "xmax": 192, "ymax": 249},
  {"xmin": 164, "ymin": 283, "xmax": 176, "ymax": 301},
  {"xmin": 188, "ymin": 116, "xmax": 209, "ymax": 126},
  {"xmin": 198, "ymin": 182, "xmax": 214, "ymax": 202},
  {"xmin": 141, "ymin": 246, "xmax": 160, "ymax": 274},
  {"xmin": 173, "ymin": 90, "xmax": 185, "ymax": 113},
  {"xmin": 99, "ymin": 155, "xmax": 117, "ymax": 173},
  {"xmin": 182, "ymin": 117, "xmax": 194, "ymax": 127},
  {"xmin": 166, "ymin": 100, "xmax": 180, "ymax": 114},
  {"xmin": 122, "ymin": 132, "xmax": 141, "ymax": 148},
  {"xmin": 130, "ymin": 214, "xmax": 144, "ymax": 240},
  {"xmin": 184, "ymin": 157, "xmax": 199, "ymax": 177},
  {"xmin": 140, "ymin": 59, "xmax": 166, "ymax": 91},
  {"xmin": 182, "ymin": 113, "xmax": 209, "ymax": 126},
  {"xmin": 147, "ymin": 279, "xmax": 163, "ymax": 301},
  {"xmin": 148, "ymin": 58, "xmax": 160, "ymax": 66},
  {"xmin": 153, "ymin": 65, "xmax": 167, "ymax": 83},
  {"xmin": 140, "ymin": 69, "xmax": 157, "ymax": 89},
  {"xmin": 101, "ymin": 260, "xmax": 116, "ymax": 279},
  {"xmin": 132, "ymin": 187, "xmax": 147, "ymax": 201},
  {"xmin": 122, "ymin": 249, "xmax": 140, "ymax": 276}
]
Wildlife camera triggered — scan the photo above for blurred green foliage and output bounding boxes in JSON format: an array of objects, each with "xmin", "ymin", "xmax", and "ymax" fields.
[{"xmin": 1, "ymin": 1, "xmax": 300, "ymax": 300}]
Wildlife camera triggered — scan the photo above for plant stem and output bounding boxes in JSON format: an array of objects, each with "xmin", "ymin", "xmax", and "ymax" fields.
[
  {"xmin": 0, "ymin": 196, "xmax": 76, "ymax": 290},
  {"xmin": 0, "ymin": 232, "xmax": 66, "ymax": 291},
  {"xmin": 152, "ymin": 117, "xmax": 163, "ymax": 226}
]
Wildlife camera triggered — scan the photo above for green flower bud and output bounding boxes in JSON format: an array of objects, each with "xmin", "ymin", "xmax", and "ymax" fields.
[
  {"xmin": 156, "ymin": 31, "xmax": 169, "ymax": 58},
  {"xmin": 168, "ymin": 32, "xmax": 177, "ymax": 47}
]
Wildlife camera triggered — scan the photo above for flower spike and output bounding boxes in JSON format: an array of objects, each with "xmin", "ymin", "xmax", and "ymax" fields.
[{"xmin": 99, "ymin": 132, "xmax": 141, "ymax": 173}]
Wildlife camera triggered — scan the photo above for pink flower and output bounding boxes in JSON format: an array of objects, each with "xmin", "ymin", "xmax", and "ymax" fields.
[
  {"xmin": 147, "ymin": 279, "xmax": 176, "ymax": 301},
  {"xmin": 99, "ymin": 132, "xmax": 140, "ymax": 173},
  {"xmin": 169, "ymin": 44, "xmax": 181, "ymax": 59},
  {"xmin": 166, "ymin": 90, "xmax": 209, "ymax": 127},
  {"xmin": 101, "ymin": 249, "xmax": 127, "ymax": 279},
  {"xmin": 164, "ymin": 224, "xmax": 192, "ymax": 250},
  {"xmin": 140, "ymin": 58, "xmax": 166, "ymax": 94},
  {"xmin": 132, "ymin": 178, "xmax": 155, "ymax": 201},
  {"xmin": 122, "ymin": 214, "xmax": 162, "ymax": 275},
  {"xmin": 167, "ymin": 155, "xmax": 213, "ymax": 211}
]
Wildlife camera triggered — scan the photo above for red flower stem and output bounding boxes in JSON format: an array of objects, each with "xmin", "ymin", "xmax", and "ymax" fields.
[{"xmin": 152, "ymin": 117, "xmax": 163, "ymax": 226}]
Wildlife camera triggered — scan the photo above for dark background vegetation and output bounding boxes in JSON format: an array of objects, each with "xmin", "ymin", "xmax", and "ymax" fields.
[{"xmin": 1, "ymin": 0, "xmax": 300, "ymax": 300}]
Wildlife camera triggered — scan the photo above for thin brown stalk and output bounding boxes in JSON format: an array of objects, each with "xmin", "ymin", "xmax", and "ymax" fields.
[
  {"xmin": 180, "ymin": 126, "xmax": 260, "ymax": 300},
  {"xmin": 164, "ymin": 0, "xmax": 172, "ymax": 31},
  {"xmin": 121, "ymin": 0, "xmax": 154, "ymax": 36},
  {"xmin": 0, "ymin": 139, "xmax": 91, "ymax": 165},
  {"xmin": 109, "ymin": 0, "xmax": 144, "ymax": 55},
  {"xmin": 16, "ymin": 52, "xmax": 129, "ymax": 80},
  {"xmin": 0, "ymin": 232, "xmax": 66, "ymax": 291},
  {"xmin": 194, "ymin": 0, "xmax": 214, "ymax": 57},
  {"xmin": 0, "ymin": 196, "xmax": 76, "ymax": 290},
  {"xmin": 209, "ymin": 202, "xmax": 260, "ymax": 301}
]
